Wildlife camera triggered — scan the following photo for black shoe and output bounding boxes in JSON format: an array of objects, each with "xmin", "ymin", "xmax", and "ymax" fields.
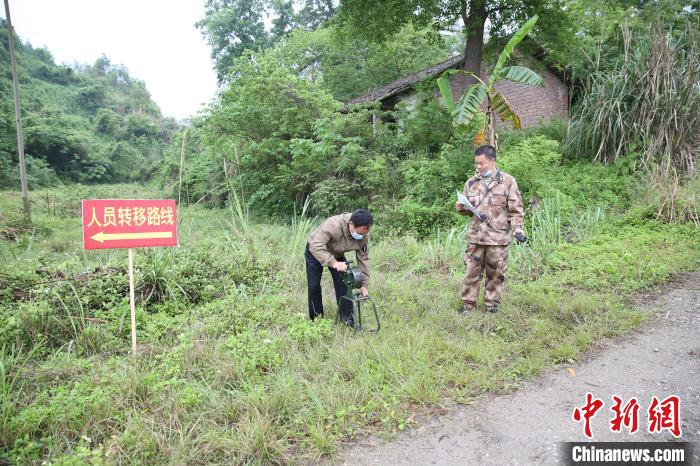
[
  {"xmin": 343, "ymin": 317, "xmax": 357, "ymax": 330},
  {"xmin": 459, "ymin": 304, "xmax": 474, "ymax": 316},
  {"xmin": 486, "ymin": 306, "xmax": 498, "ymax": 314}
]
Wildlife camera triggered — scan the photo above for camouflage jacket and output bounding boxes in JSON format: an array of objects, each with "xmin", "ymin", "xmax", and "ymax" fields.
[
  {"xmin": 460, "ymin": 169, "xmax": 524, "ymax": 245},
  {"xmin": 308, "ymin": 213, "xmax": 370, "ymax": 287}
]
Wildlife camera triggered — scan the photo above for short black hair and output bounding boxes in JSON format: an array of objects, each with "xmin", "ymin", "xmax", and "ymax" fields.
[
  {"xmin": 475, "ymin": 145, "xmax": 497, "ymax": 160},
  {"xmin": 350, "ymin": 209, "xmax": 373, "ymax": 227}
]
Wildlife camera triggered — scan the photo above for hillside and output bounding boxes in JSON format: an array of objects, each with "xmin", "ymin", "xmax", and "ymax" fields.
[{"xmin": 0, "ymin": 20, "xmax": 176, "ymax": 188}]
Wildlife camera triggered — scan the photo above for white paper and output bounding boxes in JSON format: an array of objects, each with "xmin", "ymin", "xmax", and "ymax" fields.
[{"xmin": 456, "ymin": 190, "xmax": 483, "ymax": 219}]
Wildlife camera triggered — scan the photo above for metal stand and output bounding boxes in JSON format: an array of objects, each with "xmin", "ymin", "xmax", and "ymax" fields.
[{"xmin": 338, "ymin": 292, "xmax": 380, "ymax": 333}]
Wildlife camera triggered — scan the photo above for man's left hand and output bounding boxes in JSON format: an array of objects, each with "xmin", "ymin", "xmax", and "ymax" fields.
[
  {"xmin": 514, "ymin": 232, "xmax": 528, "ymax": 243},
  {"xmin": 360, "ymin": 287, "xmax": 369, "ymax": 297}
]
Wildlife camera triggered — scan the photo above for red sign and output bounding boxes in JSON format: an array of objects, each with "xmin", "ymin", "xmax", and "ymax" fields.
[{"xmin": 82, "ymin": 199, "xmax": 178, "ymax": 250}]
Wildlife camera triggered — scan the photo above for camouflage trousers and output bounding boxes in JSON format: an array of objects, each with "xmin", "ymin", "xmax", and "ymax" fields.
[{"xmin": 461, "ymin": 243, "xmax": 510, "ymax": 307}]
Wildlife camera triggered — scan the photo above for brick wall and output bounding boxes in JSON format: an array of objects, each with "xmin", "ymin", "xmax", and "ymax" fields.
[
  {"xmin": 491, "ymin": 66, "xmax": 568, "ymax": 128},
  {"xmin": 430, "ymin": 59, "xmax": 568, "ymax": 128}
]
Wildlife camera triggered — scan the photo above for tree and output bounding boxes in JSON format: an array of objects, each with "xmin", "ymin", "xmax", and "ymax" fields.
[
  {"xmin": 200, "ymin": 51, "xmax": 340, "ymax": 210},
  {"xmin": 337, "ymin": 0, "xmax": 570, "ymax": 85},
  {"xmin": 437, "ymin": 16, "xmax": 543, "ymax": 147},
  {"xmin": 271, "ymin": 0, "xmax": 296, "ymax": 38},
  {"xmin": 197, "ymin": 0, "xmax": 269, "ymax": 82},
  {"xmin": 94, "ymin": 108, "xmax": 123, "ymax": 137},
  {"xmin": 104, "ymin": 141, "xmax": 146, "ymax": 182},
  {"xmin": 273, "ymin": 25, "xmax": 456, "ymax": 101},
  {"xmin": 297, "ymin": 0, "xmax": 336, "ymax": 30},
  {"xmin": 197, "ymin": 0, "xmax": 338, "ymax": 82}
]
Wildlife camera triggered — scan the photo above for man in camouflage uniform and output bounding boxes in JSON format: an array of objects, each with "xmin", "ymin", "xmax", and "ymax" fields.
[
  {"xmin": 455, "ymin": 145, "xmax": 527, "ymax": 314},
  {"xmin": 306, "ymin": 209, "xmax": 372, "ymax": 327}
]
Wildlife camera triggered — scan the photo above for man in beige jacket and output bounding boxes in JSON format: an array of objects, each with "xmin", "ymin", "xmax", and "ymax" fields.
[
  {"xmin": 306, "ymin": 209, "xmax": 372, "ymax": 327},
  {"xmin": 456, "ymin": 145, "xmax": 527, "ymax": 314}
]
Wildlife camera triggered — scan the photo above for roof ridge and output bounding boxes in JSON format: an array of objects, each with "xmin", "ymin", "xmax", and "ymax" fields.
[{"xmin": 347, "ymin": 54, "xmax": 465, "ymax": 105}]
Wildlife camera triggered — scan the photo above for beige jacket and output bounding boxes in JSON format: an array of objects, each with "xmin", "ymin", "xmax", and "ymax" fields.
[
  {"xmin": 460, "ymin": 169, "xmax": 524, "ymax": 245},
  {"xmin": 308, "ymin": 213, "xmax": 370, "ymax": 287}
]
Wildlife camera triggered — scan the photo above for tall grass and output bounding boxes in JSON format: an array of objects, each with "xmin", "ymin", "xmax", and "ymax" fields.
[
  {"xmin": 223, "ymin": 188, "xmax": 256, "ymax": 260},
  {"xmin": 565, "ymin": 24, "xmax": 699, "ymax": 177},
  {"xmin": 138, "ymin": 249, "xmax": 188, "ymax": 304},
  {"xmin": 568, "ymin": 206, "xmax": 606, "ymax": 241},
  {"xmin": 530, "ymin": 192, "xmax": 563, "ymax": 246},
  {"xmin": 288, "ymin": 197, "xmax": 315, "ymax": 258},
  {"xmin": 424, "ymin": 224, "xmax": 469, "ymax": 271},
  {"xmin": 1, "ymin": 184, "xmax": 699, "ymax": 463},
  {"xmin": 0, "ymin": 342, "xmax": 44, "ymax": 446}
]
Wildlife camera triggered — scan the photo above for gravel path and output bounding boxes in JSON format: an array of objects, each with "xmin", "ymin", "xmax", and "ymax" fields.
[{"xmin": 334, "ymin": 272, "xmax": 699, "ymax": 465}]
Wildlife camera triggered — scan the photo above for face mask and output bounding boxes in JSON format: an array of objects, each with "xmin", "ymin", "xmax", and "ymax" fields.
[
  {"xmin": 351, "ymin": 231, "xmax": 364, "ymax": 240},
  {"xmin": 483, "ymin": 169, "xmax": 494, "ymax": 178}
]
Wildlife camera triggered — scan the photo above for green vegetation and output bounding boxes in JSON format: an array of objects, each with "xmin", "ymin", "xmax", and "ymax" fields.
[
  {"xmin": 2, "ymin": 129, "xmax": 698, "ymax": 462},
  {"xmin": 0, "ymin": 22, "xmax": 176, "ymax": 189},
  {"xmin": 1, "ymin": 2, "xmax": 698, "ymax": 464},
  {"xmin": 564, "ymin": 23, "xmax": 699, "ymax": 224},
  {"xmin": 565, "ymin": 24, "xmax": 698, "ymax": 175},
  {"xmin": 438, "ymin": 15, "xmax": 544, "ymax": 144},
  {"xmin": 197, "ymin": 0, "xmax": 338, "ymax": 83}
]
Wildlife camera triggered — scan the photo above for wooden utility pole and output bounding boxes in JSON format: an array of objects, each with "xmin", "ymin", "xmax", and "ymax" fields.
[{"xmin": 3, "ymin": 0, "xmax": 31, "ymax": 219}]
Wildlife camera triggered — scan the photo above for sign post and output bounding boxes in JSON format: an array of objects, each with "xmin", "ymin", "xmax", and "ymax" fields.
[
  {"xmin": 82, "ymin": 199, "xmax": 178, "ymax": 354},
  {"xmin": 128, "ymin": 248, "xmax": 137, "ymax": 353}
]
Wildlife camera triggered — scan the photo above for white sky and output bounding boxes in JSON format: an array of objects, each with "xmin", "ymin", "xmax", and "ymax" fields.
[{"xmin": 3, "ymin": 0, "xmax": 219, "ymax": 120}]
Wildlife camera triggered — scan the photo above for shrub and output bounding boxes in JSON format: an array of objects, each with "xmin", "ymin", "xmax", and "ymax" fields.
[
  {"xmin": 377, "ymin": 198, "xmax": 459, "ymax": 239},
  {"xmin": 498, "ymin": 118, "xmax": 567, "ymax": 148},
  {"xmin": 498, "ymin": 135, "xmax": 561, "ymax": 201},
  {"xmin": 396, "ymin": 96, "xmax": 452, "ymax": 152},
  {"xmin": 564, "ymin": 24, "xmax": 699, "ymax": 177}
]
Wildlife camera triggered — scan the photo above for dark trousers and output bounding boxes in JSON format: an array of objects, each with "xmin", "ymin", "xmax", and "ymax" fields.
[{"xmin": 305, "ymin": 244, "xmax": 353, "ymax": 320}]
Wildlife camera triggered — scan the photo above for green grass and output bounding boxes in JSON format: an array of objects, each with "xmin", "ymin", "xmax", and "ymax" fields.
[{"xmin": 0, "ymin": 184, "xmax": 698, "ymax": 464}]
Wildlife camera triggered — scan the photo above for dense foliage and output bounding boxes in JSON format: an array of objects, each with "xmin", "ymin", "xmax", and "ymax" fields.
[
  {"xmin": 0, "ymin": 21, "xmax": 176, "ymax": 189},
  {"xmin": 555, "ymin": 0, "xmax": 698, "ymax": 87},
  {"xmin": 275, "ymin": 24, "xmax": 459, "ymax": 102},
  {"xmin": 197, "ymin": 0, "xmax": 338, "ymax": 82},
  {"xmin": 2, "ymin": 2, "xmax": 699, "ymax": 463},
  {"xmin": 565, "ymin": 24, "xmax": 699, "ymax": 176},
  {"xmin": 1, "ymin": 172, "xmax": 697, "ymax": 463}
]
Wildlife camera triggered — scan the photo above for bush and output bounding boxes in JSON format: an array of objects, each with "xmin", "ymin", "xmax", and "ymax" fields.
[
  {"xmin": 396, "ymin": 96, "xmax": 452, "ymax": 152},
  {"xmin": 498, "ymin": 118, "xmax": 567, "ymax": 148},
  {"xmin": 397, "ymin": 142, "xmax": 471, "ymax": 203},
  {"xmin": 498, "ymin": 135, "xmax": 562, "ymax": 201},
  {"xmin": 308, "ymin": 177, "xmax": 365, "ymax": 217},
  {"xmin": 377, "ymin": 197, "xmax": 459, "ymax": 239},
  {"xmin": 564, "ymin": 24, "xmax": 699, "ymax": 176}
]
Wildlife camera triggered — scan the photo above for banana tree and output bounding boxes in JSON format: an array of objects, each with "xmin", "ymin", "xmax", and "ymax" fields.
[{"xmin": 437, "ymin": 15, "xmax": 544, "ymax": 148}]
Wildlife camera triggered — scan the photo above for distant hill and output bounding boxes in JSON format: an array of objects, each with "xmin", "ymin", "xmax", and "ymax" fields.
[{"xmin": 0, "ymin": 19, "xmax": 177, "ymax": 188}]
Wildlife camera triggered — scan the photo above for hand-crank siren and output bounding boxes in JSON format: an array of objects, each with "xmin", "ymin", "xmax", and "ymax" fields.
[{"xmin": 337, "ymin": 260, "xmax": 380, "ymax": 332}]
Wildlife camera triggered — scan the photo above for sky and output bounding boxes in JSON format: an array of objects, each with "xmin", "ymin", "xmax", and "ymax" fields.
[{"xmin": 3, "ymin": 0, "xmax": 219, "ymax": 120}]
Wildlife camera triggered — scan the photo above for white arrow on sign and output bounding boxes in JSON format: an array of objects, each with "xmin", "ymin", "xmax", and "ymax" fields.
[{"xmin": 90, "ymin": 231, "xmax": 173, "ymax": 243}]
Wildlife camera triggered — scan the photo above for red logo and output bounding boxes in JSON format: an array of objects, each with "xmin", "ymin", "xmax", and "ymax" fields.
[
  {"xmin": 648, "ymin": 395, "xmax": 682, "ymax": 438},
  {"xmin": 82, "ymin": 199, "xmax": 178, "ymax": 250},
  {"xmin": 573, "ymin": 393, "xmax": 682, "ymax": 438},
  {"xmin": 572, "ymin": 392, "xmax": 604, "ymax": 438},
  {"xmin": 610, "ymin": 396, "xmax": 640, "ymax": 434}
]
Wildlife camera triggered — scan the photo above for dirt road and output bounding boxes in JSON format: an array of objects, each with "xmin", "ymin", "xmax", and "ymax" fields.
[{"xmin": 335, "ymin": 272, "xmax": 699, "ymax": 465}]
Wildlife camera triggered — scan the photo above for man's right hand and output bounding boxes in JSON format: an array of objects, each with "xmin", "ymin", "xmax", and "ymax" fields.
[
  {"xmin": 332, "ymin": 261, "xmax": 348, "ymax": 272},
  {"xmin": 455, "ymin": 201, "xmax": 467, "ymax": 214}
]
